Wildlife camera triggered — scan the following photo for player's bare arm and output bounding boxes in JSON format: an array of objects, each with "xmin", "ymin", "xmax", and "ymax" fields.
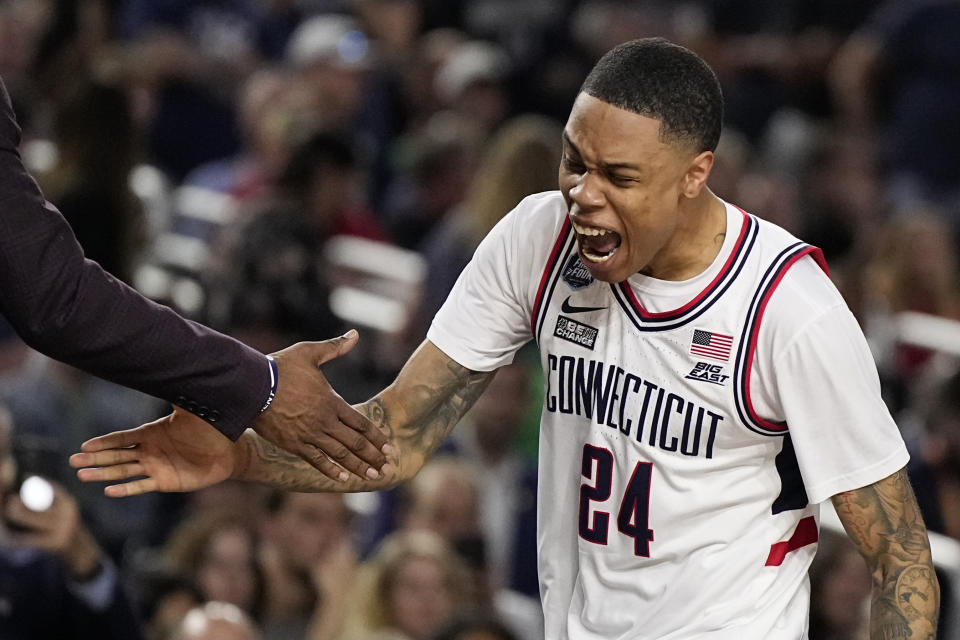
[
  {"xmin": 233, "ymin": 340, "xmax": 494, "ymax": 492},
  {"xmin": 70, "ymin": 340, "xmax": 494, "ymax": 496},
  {"xmin": 831, "ymin": 467, "xmax": 940, "ymax": 639}
]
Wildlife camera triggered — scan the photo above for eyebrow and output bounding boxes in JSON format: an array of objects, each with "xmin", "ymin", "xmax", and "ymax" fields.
[{"xmin": 562, "ymin": 132, "xmax": 642, "ymax": 173}]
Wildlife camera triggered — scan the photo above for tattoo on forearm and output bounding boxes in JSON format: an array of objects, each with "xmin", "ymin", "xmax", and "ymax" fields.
[
  {"xmin": 390, "ymin": 357, "xmax": 493, "ymax": 457},
  {"xmin": 237, "ymin": 435, "xmax": 349, "ymax": 492},
  {"xmin": 833, "ymin": 469, "xmax": 940, "ymax": 638}
]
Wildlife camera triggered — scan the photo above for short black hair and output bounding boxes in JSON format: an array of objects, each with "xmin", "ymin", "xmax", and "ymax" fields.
[{"xmin": 580, "ymin": 38, "xmax": 723, "ymax": 152}]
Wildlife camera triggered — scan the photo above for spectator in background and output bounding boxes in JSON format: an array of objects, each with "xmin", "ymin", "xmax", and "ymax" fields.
[
  {"xmin": 258, "ymin": 491, "xmax": 357, "ymax": 640},
  {"xmin": 910, "ymin": 368, "xmax": 960, "ymax": 541},
  {"xmin": 807, "ymin": 529, "xmax": 872, "ymax": 640},
  {"xmin": 117, "ymin": 0, "xmax": 283, "ymax": 179},
  {"xmin": 0, "ymin": 406, "xmax": 144, "ymax": 639},
  {"xmin": 398, "ymin": 457, "xmax": 543, "ymax": 640},
  {"xmin": 204, "ymin": 131, "xmax": 384, "ymax": 350},
  {"xmin": 405, "ymin": 113, "xmax": 562, "ymax": 346},
  {"xmin": 451, "ymin": 360, "xmax": 539, "ymax": 598},
  {"xmin": 434, "ymin": 40, "xmax": 511, "ymax": 135},
  {"xmin": 0, "ymin": 1, "xmax": 48, "ymax": 106},
  {"xmin": 796, "ymin": 129, "xmax": 881, "ymax": 294},
  {"xmin": 395, "ymin": 28, "xmax": 468, "ymax": 131},
  {"xmin": 344, "ymin": 530, "xmax": 472, "ymax": 640},
  {"xmin": 687, "ymin": 0, "xmax": 879, "ymax": 142},
  {"xmin": 161, "ymin": 514, "xmax": 265, "ymax": 623},
  {"xmin": 0, "ymin": 351, "xmax": 172, "ymax": 558},
  {"xmin": 431, "ymin": 614, "xmax": 519, "ymax": 640},
  {"xmin": 28, "ymin": 0, "xmax": 118, "ymax": 109},
  {"xmin": 858, "ymin": 208, "xmax": 960, "ymax": 395},
  {"xmin": 830, "ymin": 0, "xmax": 960, "ymax": 218},
  {"xmin": 284, "ymin": 12, "xmax": 404, "ymax": 204},
  {"xmin": 382, "ymin": 111, "xmax": 481, "ymax": 250},
  {"xmin": 353, "ymin": 0, "xmax": 424, "ymax": 62},
  {"xmin": 131, "ymin": 568, "xmax": 204, "ymax": 640},
  {"xmin": 40, "ymin": 74, "xmax": 144, "ymax": 284},
  {"xmin": 285, "ymin": 14, "xmax": 376, "ymax": 136},
  {"xmin": 181, "ymin": 67, "xmax": 296, "ymax": 204},
  {"xmin": 171, "ymin": 601, "xmax": 261, "ymax": 640}
]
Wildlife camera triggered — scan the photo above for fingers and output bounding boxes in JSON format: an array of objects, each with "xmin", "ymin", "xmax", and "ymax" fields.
[
  {"xmin": 337, "ymin": 405, "xmax": 390, "ymax": 464},
  {"xmin": 79, "ymin": 427, "xmax": 144, "ymax": 453},
  {"xmin": 76, "ymin": 462, "xmax": 145, "ymax": 484},
  {"xmin": 4, "ymin": 496, "xmax": 49, "ymax": 531},
  {"xmin": 310, "ymin": 329, "xmax": 360, "ymax": 366},
  {"xmin": 72, "ymin": 459, "xmax": 157, "ymax": 497},
  {"xmin": 298, "ymin": 447, "xmax": 350, "ymax": 483},
  {"xmin": 69, "ymin": 447, "xmax": 140, "ymax": 469},
  {"xmin": 104, "ymin": 478, "xmax": 157, "ymax": 498},
  {"xmin": 71, "ymin": 448, "xmax": 148, "ymax": 496},
  {"xmin": 302, "ymin": 406, "xmax": 387, "ymax": 480},
  {"xmin": 302, "ymin": 426, "xmax": 387, "ymax": 480}
]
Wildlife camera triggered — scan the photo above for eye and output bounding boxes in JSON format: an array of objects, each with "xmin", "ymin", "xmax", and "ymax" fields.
[
  {"xmin": 562, "ymin": 155, "xmax": 585, "ymax": 173},
  {"xmin": 609, "ymin": 174, "xmax": 637, "ymax": 186}
]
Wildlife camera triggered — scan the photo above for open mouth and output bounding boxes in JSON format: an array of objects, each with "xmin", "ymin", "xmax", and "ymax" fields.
[{"xmin": 572, "ymin": 221, "xmax": 622, "ymax": 263}]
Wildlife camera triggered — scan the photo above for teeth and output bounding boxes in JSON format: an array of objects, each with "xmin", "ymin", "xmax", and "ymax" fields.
[
  {"xmin": 573, "ymin": 222, "xmax": 611, "ymax": 236},
  {"xmin": 582, "ymin": 247, "xmax": 618, "ymax": 263}
]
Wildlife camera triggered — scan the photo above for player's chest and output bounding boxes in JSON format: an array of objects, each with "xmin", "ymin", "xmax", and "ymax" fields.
[
  {"xmin": 538, "ymin": 275, "xmax": 747, "ymax": 396},
  {"xmin": 535, "ymin": 269, "xmax": 769, "ymax": 460}
]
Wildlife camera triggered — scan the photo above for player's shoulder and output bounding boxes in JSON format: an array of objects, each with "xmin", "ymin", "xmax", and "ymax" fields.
[
  {"xmin": 483, "ymin": 190, "xmax": 568, "ymax": 257},
  {"xmin": 746, "ymin": 213, "xmax": 849, "ymax": 333},
  {"xmin": 751, "ymin": 217, "xmax": 840, "ymax": 308}
]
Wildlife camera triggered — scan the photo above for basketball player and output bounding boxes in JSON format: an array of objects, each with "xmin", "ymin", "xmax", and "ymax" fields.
[{"xmin": 72, "ymin": 39, "xmax": 939, "ymax": 638}]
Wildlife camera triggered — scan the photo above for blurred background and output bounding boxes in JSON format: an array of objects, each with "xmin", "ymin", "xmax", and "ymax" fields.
[{"xmin": 1, "ymin": 0, "xmax": 960, "ymax": 638}]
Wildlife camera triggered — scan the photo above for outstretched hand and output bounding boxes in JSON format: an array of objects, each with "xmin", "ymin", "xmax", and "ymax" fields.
[
  {"xmin": 254, "ymin": 331, "xmax": 392, "ymax": 482},
  {"xmin": 69, "ymin": 409, "xmax": 236, "ymax": 497}
]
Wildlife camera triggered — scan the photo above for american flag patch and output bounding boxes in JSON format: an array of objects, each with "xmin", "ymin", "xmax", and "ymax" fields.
[{"xmin": 690, "ymin": 329, "xmax": 733, "ymax": 361}]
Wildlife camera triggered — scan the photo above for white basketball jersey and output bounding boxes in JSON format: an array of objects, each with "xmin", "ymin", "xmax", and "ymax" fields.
[{"xmin": 428, "ymin": 191, "xmax": 908, "ymax": 639}]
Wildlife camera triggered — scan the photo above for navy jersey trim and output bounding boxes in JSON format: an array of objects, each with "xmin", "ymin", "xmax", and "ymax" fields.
[
  {"xmin": 612, "ymin": 215, "xmax": 759, "ymax": 333},
  {"xmin": 733, "ymin": 243, "xmax": 828, "ymax": 436},
  {"xmin": 772, "ymin": 434, "xmax": 810, "ymax": 514}
]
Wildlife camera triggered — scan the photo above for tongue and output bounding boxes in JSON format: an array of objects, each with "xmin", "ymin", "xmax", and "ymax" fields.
[{"xmin": 581, "ymin": 232, "xmax": 621, "ymax": 255}]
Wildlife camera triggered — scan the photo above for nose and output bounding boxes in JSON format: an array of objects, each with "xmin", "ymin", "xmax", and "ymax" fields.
[{"xmin": 567, "ymin": 170, "xmax": 605, "ymax": 211}]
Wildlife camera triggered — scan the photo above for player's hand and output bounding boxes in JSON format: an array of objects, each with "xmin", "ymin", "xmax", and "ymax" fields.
[
  {"xmin": 254, "ymin": 331, "xmax": 392, "ymax": 482},
  {"xmin": 69, "ymin": 409, "xmax": 236, "ymax": 497}
]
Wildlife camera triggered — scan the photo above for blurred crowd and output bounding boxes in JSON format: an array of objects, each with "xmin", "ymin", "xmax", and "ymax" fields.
[{"xmin": 1, "ymin": 0, "xmax": 960, "ymax": 638}]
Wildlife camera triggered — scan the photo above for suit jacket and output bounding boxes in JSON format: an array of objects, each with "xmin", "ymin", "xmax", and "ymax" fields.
[{"xmin": 0, "ymin": 76, "xmax": 269, "ymax": 440}]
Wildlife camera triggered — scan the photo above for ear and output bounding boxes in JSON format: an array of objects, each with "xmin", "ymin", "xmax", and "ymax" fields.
[{"xmin": 681, "ymin": 150, "xmax": 714, "ymax": 199}]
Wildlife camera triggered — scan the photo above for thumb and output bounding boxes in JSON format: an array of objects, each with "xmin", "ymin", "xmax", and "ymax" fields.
[{"xmin": 312, "ymin": 329, "xmax": 360, "ymax": 366}]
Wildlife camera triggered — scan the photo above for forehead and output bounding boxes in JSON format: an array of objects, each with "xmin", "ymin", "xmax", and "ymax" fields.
[{"xmin": 564, "ymin": 93, "xmax": 669, "ymax": 160}]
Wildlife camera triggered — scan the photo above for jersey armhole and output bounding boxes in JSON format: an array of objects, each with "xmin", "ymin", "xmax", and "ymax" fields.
[{"xmin": 733, "ymin": 246, "xmax": 828, "ymax": 436}]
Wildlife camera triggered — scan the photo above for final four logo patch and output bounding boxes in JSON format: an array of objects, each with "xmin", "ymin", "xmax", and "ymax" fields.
[{"xmin": 561, "ymin": 255, "xmax": 593, "ymax": 289}]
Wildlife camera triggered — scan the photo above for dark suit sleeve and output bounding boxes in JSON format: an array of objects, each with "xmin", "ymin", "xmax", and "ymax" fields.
[{"xmin": 0, "ymin": 76, "xmax": 269, "ymax": 440}]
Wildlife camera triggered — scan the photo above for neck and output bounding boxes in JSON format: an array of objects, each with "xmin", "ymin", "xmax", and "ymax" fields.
[{"xmin": 643, "ymin": 190, "xmax": 726, "ymax": 281}]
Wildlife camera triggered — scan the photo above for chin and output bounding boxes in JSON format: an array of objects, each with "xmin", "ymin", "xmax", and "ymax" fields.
[
  {"xmin": 585, "ymin": 265, "xmax": 632, "ymax": 284},
  {"xmin": 588, "ymin": 270, "xmax": 620, "ymax": 283}
]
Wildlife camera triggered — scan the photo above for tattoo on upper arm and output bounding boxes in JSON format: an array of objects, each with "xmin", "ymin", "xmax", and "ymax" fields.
[{"xmin": 832, "ymin": 468, "xmax": 939, "ymax": 639}]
